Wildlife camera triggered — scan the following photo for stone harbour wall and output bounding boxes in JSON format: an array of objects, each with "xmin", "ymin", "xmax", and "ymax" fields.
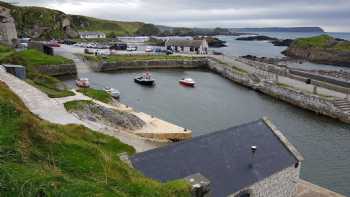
[
  {"xmin": 229, "ymin": 166, "xmax": 300, "ymax": 197},
  {"xmin": 207, "ymin": 59, "xmax": 350, "ymax": 124},
  {"xmin": 96, "ymin": 59, "xmax": 208, "ymax": 72},
  {"xmin": 35, "ymin": 64, "xmax": 77, "ymax": 76}
]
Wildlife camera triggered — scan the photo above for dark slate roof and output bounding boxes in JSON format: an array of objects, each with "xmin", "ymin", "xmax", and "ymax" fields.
[
  {"xmin": 165, "ymin": 39, "xmax": 205, "ymax": 47},
  {"xmin": 130, "ymin": 119, "xmax": 300, "ymax": 197}
]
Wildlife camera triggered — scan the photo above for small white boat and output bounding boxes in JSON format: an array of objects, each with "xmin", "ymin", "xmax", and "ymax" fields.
[
  {"xmin": 76, "ymin": 78, "xmax": 90, "ymax": 88},
  {"xmin": 179, "ymin": 78, "xmax": 196, "ymax": 87},
  {"xmin": 104, "ymin": 87, "xmax": 121, "ymax": 99}
]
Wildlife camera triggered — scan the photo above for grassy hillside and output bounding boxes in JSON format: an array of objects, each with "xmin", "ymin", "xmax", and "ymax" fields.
[
  {"xmin": 0, "ymin": 81, "xmax": 190, "ymax": 196},
  {"xmin": 0, "ymin": 1, "xmax": 159, "ymax": 39},
  {"xmin": 70, "ymin": 15, "xmax": 144, "ymax": 36},
  {"xmin": 0, "ymin": 45, "xmax": 74, "ymax": 98},
  {"xmin": 293, "ymin": 35, "xmax": 350, "ymax": 52}
]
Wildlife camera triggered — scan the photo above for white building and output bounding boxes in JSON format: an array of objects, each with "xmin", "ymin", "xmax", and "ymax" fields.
[
  {"xmin": 79, "ymin": 32, "xmax": 106, "ymax": 39},
  {"xmin": 165, "ymin": 39, "xmax": 208, "ymax": 54}
]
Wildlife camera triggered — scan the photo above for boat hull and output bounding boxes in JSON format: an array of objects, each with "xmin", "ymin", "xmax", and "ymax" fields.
[
  {"xmin": 134, "ymin": 78, "xmax": 155, "ymax": 86},
  {"xmin": 179, "ymin": 81, "xmax": 195, "ymax": 87}
]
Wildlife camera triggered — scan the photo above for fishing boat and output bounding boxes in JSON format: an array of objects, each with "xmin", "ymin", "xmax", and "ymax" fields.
[
  {"xmin": 179, "ymin": 78, "xmax": 196, "ymax": 87},
  {"xmin": 104, "ymin": 87, "xmax": 121, "ymax": 99},
  {"xmin": 134, "ymin": 72, "xmax": 155, "ymax": 86},
  {"xmin": 76, "ymin": 78, "xmax": 90, "ymax": 88}
]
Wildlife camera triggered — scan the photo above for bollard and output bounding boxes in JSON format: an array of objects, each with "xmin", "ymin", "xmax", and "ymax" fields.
[{"xmin": 313, "ymin": 86, "xmax": 318, "ymax": 94}]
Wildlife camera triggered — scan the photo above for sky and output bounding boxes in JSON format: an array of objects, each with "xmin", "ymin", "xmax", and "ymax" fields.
[{"xmin": 6, "ymin": 0, "xmax": 350, "ymax": 32}]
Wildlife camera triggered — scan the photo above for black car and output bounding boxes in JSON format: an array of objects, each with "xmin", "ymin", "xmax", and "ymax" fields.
[{"xmin": 110, "ymin": 43, "xmax": 127, "ymax": 50}]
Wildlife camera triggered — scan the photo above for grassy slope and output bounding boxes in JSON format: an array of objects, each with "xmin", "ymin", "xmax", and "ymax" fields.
[
  {"xmin": 70, "ymin": 15, "xmax": 144, "ymax": 36},
  {"xmin": 293, "ymin": 35, "xmax": 350, "ymax": 52},
  {"xmin": 0, "ymin": 81, "xmax": 190, "ymax": 196},
  {"xmin": 0, "ymin": 46, "xmax": 74, "ymax": 98},
  {"xmin": 77, "ymin": 88, "xmax": 113, "ymax": 104}
]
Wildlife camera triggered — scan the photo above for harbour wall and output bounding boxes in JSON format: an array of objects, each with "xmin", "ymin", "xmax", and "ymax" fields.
[
  {"xmin": 82, "ymin": 56, "xmax": 208, "ymax": 72},
  {"xmin": 238, "ymin": 58, "xmax": 350, "ymax": 94},
  {"xmin": 207, "ymin": 58, "xmax": 350, "ymax": 124}
]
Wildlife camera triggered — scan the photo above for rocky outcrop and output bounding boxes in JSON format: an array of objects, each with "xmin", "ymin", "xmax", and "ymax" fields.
[
  {"xmin": 283, "ymin": 46, "xmax": 350, "ymax": 66},
  {"xmin": 72, "ymin": 102, "xmax": 146, "ymax": 130},
  {"xmin": 237, "ymin": 36, "xmax": 293, "ymax": 47},
  {"xmin": 0, "ymin": 5, "xmax": 17, "ymax": 44},
  {"xmin": 283, "ymin": 35, "xmax": 350, "ymax": 66}
]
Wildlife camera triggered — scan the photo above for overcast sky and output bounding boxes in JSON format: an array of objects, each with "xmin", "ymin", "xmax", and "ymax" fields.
[{"xmin": 6, "ymin": 0, "xmax": 350, "ymax": 32}]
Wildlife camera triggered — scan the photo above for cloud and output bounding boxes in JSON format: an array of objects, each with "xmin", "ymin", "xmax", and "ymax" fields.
[{"xmin": 5, "ymin": 0, "xmax": 350, "ymax": 31}]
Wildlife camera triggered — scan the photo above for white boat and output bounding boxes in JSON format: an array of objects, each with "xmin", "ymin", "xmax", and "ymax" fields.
[
  {"xmin": 76, "ymin": 78, "xmax": 90, "ymax": 88},
  {"xmin": 104, "ymin": 87, "xmax": 121, "ymax": 99},
  {"xmin": 179, "ymin": 78, "xmax": 196, "ymax": 87}
]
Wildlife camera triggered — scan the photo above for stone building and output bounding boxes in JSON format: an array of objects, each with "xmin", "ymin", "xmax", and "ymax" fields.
[
  {"xmin": 129, "ymin": 117, "xmax": 304, "ymax": 197},
  {"xmin": 79, "ymin": 31, "xmax": 106, "ymax": 39},
  {"xmin": 165, "ymin": 39, "xmax": 208, "ymax": 54},
  {"xmin": 0, "ymin": 6, "xmax": 17, "ymax": 44}
]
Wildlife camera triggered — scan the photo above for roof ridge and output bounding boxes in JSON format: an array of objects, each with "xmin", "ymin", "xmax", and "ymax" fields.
[{"xmin": 262, "ymin": 117, "xmax": 304, "ymax": 162}]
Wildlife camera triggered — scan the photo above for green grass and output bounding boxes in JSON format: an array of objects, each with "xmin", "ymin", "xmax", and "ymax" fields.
[
  {"xmin": 293, "ymin": 35, "xmax": 350, "ymax": 52},
  {"xmin": 0, "ymin": 81, "xmax": 190, "ymax": 196},
  {"xmin": 26, "ymin": 74, "xmax": 75, "ymax": 98},
  {"xmin": 64, "ymin": 100, "xmax": 93, "ymax": 111},
  {"xmin": 71, "ymin": 15, "xmax": 144, "ymax": 36},
  {"xmin": 87, "ymin": 54, "xmax": 197, "ymax": 63},
  {"xmin": 0, "ymin": 46, "xmax": 75, "ymax": 98},
  {"xmin": 78, "ymin": 88, "xmax": 113, "ymax": 104},
  {"xmin": 1, "ymin": 49, "xmax": 73, "ymax": 68}
]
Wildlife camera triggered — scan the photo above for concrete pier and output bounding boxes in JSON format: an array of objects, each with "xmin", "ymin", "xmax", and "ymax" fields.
[{"xmin": 55, "ymin": 90, "xmax": 192, "ymax": 142}]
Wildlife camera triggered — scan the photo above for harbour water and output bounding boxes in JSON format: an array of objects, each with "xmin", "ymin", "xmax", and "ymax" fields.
[{"xmin": 61, "ymin": 32, "xmax": 350, "ymax": 195}]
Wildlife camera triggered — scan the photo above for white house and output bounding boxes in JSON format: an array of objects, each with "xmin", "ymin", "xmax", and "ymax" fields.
[
  {"xmin": 165, "ymin": 39, "xmax": 208, "ymax": 54},
  {"xmin": 79, "ymin": 32, "xmax": 106, "ymax": 39}
]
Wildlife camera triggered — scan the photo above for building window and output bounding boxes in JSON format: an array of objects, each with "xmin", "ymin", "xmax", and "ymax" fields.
[{"xmin": 235, "ymin": 190, "xmax": 251, "ymax": 197}]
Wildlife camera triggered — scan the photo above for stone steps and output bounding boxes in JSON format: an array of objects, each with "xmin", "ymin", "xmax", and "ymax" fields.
[{"xmin": 333, "ymin": 99, "xmax": 350, "ymax": 114}]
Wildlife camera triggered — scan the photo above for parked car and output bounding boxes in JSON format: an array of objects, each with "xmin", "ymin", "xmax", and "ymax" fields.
[
  {"xmin": 110, "ymin": 43, "xmax": 128, "ymax": 50},
  {"xmin": 166, "ymin": 49, "xmax": 173, "ymax": 55},
  {"xmin": 154, "ymin": 48, "xmax": 162, "ymax": 53},
  {"xmin": 84, "ymin": 48, "xmax": 95, "ymax": 54},
  {"xmin": 127, "ymin": 46, "xmax": 138, "ymax": 51},
  {"xmin": 96, "ymin": 49, "xmax": 111, "ymax": 56},
  {"xmin": 47, "ymin": 40, "xmax": 60, "ymax": 47},
  {"xmin": 145, "ymin": 46, "xmax": 153, "ymax": 52},
  {"xmin": 63, "ymin": 40, "xmax": 77, "ymax": 45}
]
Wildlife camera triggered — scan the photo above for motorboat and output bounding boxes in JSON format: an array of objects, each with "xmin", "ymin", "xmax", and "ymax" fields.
[
  {"xmin": 134, "ymin": 72, "xmax": 155, "ymax": 86},
  {"xmin": 179, "ymin": 78, "xmax": 196, "ymax": 87},
  {"xmin": 104, "ymin": 87, "xmax": 121, "ymax": 99},
  {"xmin": 76, "ymin": 78, "xmax": 90, "ymax": 88}
]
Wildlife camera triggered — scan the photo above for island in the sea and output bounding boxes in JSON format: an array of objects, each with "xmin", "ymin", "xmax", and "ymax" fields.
[{"xmin": 283, "ymin": 35, "xmax": 350, "ymax": 66}]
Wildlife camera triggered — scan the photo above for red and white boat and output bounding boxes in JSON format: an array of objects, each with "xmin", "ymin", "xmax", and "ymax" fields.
[
  {"xmin": 76, "ymin": 78, "xmax": 90, "ymax": 88},
  {"xmin": 179, "ymin": 78, "xmax": 196, "ymax": 87}
]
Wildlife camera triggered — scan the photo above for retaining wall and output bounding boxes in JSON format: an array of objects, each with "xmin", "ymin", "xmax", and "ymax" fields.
[{"xmin": 35, "ymin": 64, "xmax": 77, "ymax": 76}]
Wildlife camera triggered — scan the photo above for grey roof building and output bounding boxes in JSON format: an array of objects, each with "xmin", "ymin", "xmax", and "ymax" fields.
[{"xmin": 130, "ymin": 118, "xmax": 303, "ymax": 197}]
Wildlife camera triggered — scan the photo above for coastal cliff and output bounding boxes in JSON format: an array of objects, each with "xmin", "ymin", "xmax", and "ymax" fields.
[{"xmin": 283, "ymin": 35, "xmax": 350, "ymax": 66}]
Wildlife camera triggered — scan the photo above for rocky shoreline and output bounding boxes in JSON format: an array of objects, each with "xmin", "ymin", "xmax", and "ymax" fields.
[
  {"xmin": 237, "ymin": 35, "xmax": 294, "ymax": 47},
  {"xmin": 282, "ymin": 35, "xmax": 350, "ymax": 66}
]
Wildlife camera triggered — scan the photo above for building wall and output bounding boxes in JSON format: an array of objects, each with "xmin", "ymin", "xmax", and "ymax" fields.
[{"xmin": 229, "ymin": 165, "xmax": 301, "ymax": 197}]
